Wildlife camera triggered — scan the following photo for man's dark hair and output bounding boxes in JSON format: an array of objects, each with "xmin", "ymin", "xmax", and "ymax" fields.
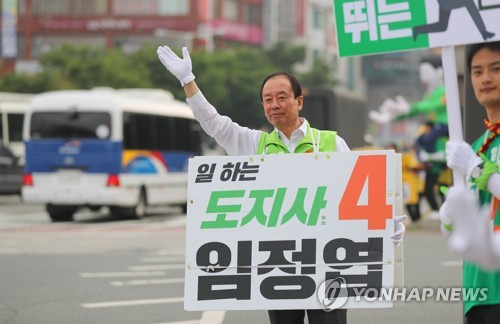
[
  {"xmin": 420, "ymin": 56, "xmax": 442, "ymax": 69},
  {"xmin": 260, "ymin": 72, "xmax": 302, "ymax": 102},
  {"xmin": 466, "ymin": 41, "xmax": 500, "ymax": 71}
]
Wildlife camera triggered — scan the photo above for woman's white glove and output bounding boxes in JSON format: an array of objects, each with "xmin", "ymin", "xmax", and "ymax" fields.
[
  {"xmin": 391, "ymin": 215, "xmax": 407, "ymax": 246},
  {"xmin": 438, "ymin": 200, "xmax": 453, "ymax": 237},
  {"xmin": 157, "ymin": 46, "xmax": 195, "ymax": 86},
  {"xmin": 369, "ymin": 110, "xmax": 392, "ymax": 124},
  {"xmin": 391, "ymin": 95, "xmax": 411, "ymax": 114},
  {"xmin": 445, "ymin": 141, "xmax": 483, "ymax": 177},
  {"xmin": 445, "ymin": 186, "xmax": 500, "ymax": 269}
]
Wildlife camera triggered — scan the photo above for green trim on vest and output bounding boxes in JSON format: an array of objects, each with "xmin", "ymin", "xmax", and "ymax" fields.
[{"xmin": 257, "ymin": 122, "xmax": 336, "ymax": 154}]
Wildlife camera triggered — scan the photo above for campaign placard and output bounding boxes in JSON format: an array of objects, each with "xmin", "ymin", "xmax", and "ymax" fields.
[
  {"xmin": 184, "ymin": 151, "xmax": 401, "ymax": 310},
  {"xmin": 333, "ymin": 0, "xmax": 500, "ymax": 57}
]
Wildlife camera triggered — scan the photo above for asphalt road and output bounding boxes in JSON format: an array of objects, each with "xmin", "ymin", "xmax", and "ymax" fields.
[{"xmin": 0, "ymin": 195, "xmax": 464, "ymax": 324}]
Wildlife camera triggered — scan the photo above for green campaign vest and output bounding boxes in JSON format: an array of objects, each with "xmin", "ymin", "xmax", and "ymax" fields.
[{"xmin": 257, "ymin": 123, "xmax": 336, "ymax": 154}]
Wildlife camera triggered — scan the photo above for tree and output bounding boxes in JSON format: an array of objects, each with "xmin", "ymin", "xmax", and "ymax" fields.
[
  {"xmin": 40, "ymin": 44, "xmax": 151, "ymax": 89},
  {"xmin": 0, "ymin": 71, "xmax": 73, "ymax": 93},
  {"xmin": 99, "ymin": 50, "xmax": 151, "ymax": 88},
  {"xmin": 0, "ymin": 43, "xmax": 153, "ymax": 92},
  {"xmin": 265, "ymin": 41, "xmax": 306, "ymax": 72},
  {"xmin": 298, "ymin": 59, "xmax": 337, "ymax": 88},
  {"xmin": 39, "ymin": 44, "xmax": 104, "ymax": 89}
]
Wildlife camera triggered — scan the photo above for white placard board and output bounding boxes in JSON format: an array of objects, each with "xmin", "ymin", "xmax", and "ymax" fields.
[{"xmin": 185, "ymin": 151, "xmax": 402, "ymax": 311}]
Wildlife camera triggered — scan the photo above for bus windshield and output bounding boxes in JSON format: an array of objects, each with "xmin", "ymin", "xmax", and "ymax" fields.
[{"xmin": 30, "ymin": 111, "xmax": 111, "ymax": 139}]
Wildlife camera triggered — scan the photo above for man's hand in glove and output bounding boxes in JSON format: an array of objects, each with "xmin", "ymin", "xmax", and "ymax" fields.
[{"xmin": 157, "ymin": 46, "xmax": 195, "ymax": 87}]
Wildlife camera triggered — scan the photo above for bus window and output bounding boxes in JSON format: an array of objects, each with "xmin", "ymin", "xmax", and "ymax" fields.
[
  {"xmin": 123, "ymin": 112, "xmax": 154, "ymax": 150},
  {"xmin": 30, "ymin": 111, "xmax": 111, "ymax": 139},
  {"xmin": 174, "ymin": 118, "xmax": 189, "ymax": 151},
  {"xmin": 0, "ymin": 112, "xmax": 3, "ymax": 141},
  {"xmin": 123, "ymin": 112, "xmax": 200, "ymax": 154},
  {"xmin": 7, "ymin": 113, "xmax": 24, "ymax": 142},
  {"xmin": 156, "ymin": 115, "xmax": 173, "ymax": 151}
]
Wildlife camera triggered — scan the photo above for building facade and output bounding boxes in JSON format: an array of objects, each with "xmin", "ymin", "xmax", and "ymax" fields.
[{"xmin": 1, "ymin": 0, "xmax": 264, "ymax": 74}]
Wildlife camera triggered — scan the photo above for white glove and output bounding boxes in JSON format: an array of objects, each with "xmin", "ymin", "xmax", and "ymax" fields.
[
  {"xmin": 445, "ymin": 141, "xmax": 483, "ymax": 177},
  {"xmin": 369, "ymin": 96, "xmax": 410, "ymax": 124},
  {"xmin": 369, "ymin": 110, "xmax": 393, "ymax": 124},
  {"xmin": 445, "ymin": 186, "xmax": 500, "ymax": 269},
  {"xmin": 391, "ymin": 215, "xmax": 407, "ymax": 246},
  {"xmin": 390, "ymin": 95, "xmax": 410, "ymax": 114},
  {"xmin": 157, "ymin": 46, "xmax": 195, "ymax": 86},
  {"xmin": 379, "ymin": 98, "xmax": 398, "ymax": 113},
  {"xmin": 418, "ymin": 150, "xmax": 429, "ymax": 162},
  {"xmin": 427, "ymin": 151, "xmax": 446, "ymax": 162},
  {"xmin": 369, "ymin": 98, "xmax": 399, "ymax": 124},
  {"xmin": 438, "ymin": 200, "xmax": 453, "ymax": 236}
]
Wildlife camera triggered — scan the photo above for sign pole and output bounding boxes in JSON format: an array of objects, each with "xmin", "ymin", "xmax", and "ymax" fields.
[{"xmin": 441, "ymin": 46, "xmax": 466, "ymax": 188}]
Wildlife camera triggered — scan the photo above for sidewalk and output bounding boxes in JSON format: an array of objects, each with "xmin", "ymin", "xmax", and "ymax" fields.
[
  {"xmin": 403, "ymin": 199, "xmax": 443, "ymax": 232},
  {"xmin": 405, "ymin": 217, "xmax": 441, "ymax": 232}
]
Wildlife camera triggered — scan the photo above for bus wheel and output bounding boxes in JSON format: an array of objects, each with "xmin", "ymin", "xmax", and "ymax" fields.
[
  {"xmin": 47, "ymin": 205, "xmax": 76, "ymax": 222},
  {"xmin": 130, "ymin": 190, "xmax": 147, "ymax": 219},
  {"xmin": 88, "ymin": 206, "xmax": 102, "ymax": 213}
]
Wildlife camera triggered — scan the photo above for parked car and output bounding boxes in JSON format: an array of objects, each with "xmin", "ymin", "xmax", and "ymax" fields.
[{"xmin": 0, "ymin": 143, "xmax": 23, "ymax": 195}]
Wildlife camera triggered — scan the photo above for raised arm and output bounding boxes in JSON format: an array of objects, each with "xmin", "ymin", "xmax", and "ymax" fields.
[{"xmin": 157, "ymin": 46, "xmax": 262, "ymax": 155}]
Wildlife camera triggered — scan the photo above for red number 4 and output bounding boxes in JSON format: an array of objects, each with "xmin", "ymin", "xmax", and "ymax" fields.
[{"xmin": 339, "ymin": 155, "xmax": 392, "ymax": 230}]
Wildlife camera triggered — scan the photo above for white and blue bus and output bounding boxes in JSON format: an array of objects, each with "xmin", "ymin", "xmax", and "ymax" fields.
[{"xmin": 22, "ymin": 88, "xmax": 202, "ymax": 222}]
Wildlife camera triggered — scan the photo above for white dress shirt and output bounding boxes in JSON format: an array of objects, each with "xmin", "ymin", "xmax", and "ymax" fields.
[{"xmin": 186, "ymin": 90, "xmax": 350, "ymax": 156}]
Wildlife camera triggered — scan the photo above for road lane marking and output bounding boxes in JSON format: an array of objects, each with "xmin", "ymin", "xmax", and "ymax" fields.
[
  {"xmin": 82, "ymin": 297, "xmax": 184, "ymax": 308},
  {"xmin": 154, "ymin": 321, "xmax": 198, "ymax": 324},
  {"xmin": 1, "ymin": 223, "xmax": 185, "ymax": 233},
  {"xmin": 441, "ymin": 261, "xmax": 462, "ymax": 267},
  {"xmin": 0, "ymin": 249, "xmax": 19, "ymax": 254},
  {"xmin": 129, "ymin": 264, "xmax": 185, "ymax": 271},
  {"xmin": 80, "ymin": 271, "xmax": 166, "ymax": 278},
  {"xmin": 147, "ymin": 249, "xmax": 185, "ymax": 256},
  {"xmin": 141, "ymin": 256, "xmax": 185, "ymax": 263},
  {"xmin": 200, "ymin": 311, "xmax": 226, "ymax": 324},
  {"xmin": 153, "ymin": 311, "xmax": 226, "ymax": 324},
  {"xmin": 111, "ymin": 277, "xmax": 184, "ymax": 286}
]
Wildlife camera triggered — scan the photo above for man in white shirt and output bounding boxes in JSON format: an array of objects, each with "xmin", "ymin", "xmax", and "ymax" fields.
[{"xmin": 157, "ymin": 45, "xmax": 405, "ymax": 324}]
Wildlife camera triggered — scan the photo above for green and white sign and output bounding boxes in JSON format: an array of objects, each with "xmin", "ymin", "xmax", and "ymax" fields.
[
  {"xmin": 184, "ymin": 151, "xmax": 402, "ymax": 311},
  {"xmin": 333, "ymin": 0, "xmax": 500, "ymax": 57}
]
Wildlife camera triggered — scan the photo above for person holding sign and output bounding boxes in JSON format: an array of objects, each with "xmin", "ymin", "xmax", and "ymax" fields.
[
  {"xmin": 440, "ymin": 41, "xmax": 500, "ymax": 323},
  {"xmin": 157, "ymin": 45, "xmax": 407, "ymax": 324}
]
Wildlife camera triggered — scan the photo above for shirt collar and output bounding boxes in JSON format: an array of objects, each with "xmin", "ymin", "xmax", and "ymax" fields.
[{"xmin": 275, "ymin": 117, "xmax": 307, "ymax": 142}]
